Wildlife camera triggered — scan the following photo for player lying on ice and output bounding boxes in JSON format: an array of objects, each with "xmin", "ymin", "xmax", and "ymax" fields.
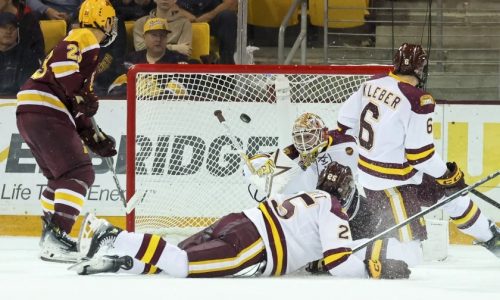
[{"xmin": 70, "ymin": 162, "xmax": 411, "ymax": 279}]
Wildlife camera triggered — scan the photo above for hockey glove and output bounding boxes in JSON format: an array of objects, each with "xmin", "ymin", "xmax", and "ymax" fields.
[
  {"xmin": 365, "ymin": 258, "xmax": 411, "ymax": 279},
  {"xmin": 72, "ymin": 89, "xmax": 99, "ymax": 117},
  {"xmin": 305, "ymin": 259, "xmax": 328, "ymax": 275},
  {"xmin": 247, "ymin": 154, "xmax": 275, "ymax": 177},
  {"xmin": 435, "ymin": 162, "xmax": 467, "ymax": 196},
  {"xmin": 79, "ymin": 127, "xmax": 117, "ymax": 157}
]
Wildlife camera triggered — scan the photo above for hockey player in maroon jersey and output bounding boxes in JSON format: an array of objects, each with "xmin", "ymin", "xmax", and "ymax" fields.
[
  {"xmin": 337, "ymin": 43, "xmax": 499, "ymax": 257},
  {"xmin": 70, "ymin": 162, "xmax": 411, "ymax": 280},
  {"xmin": 15, "ymin": 0, "xmax": 118, "ymax": 262}
]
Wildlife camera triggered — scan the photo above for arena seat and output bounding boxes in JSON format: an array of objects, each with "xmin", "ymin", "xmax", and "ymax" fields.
[
  {"xmin": 191, "ymin": 22, "xmax": 210, "ymax": 60},
  {"xmin": 247, "ymin": 0, "xmax": 299, "ymax": 28},
  {"xmin": 309, "ymin": 0, "xmax": 368, "ymax": 28},
  {"xmin": 39, "ymin": 20, "xmax": 67, "ymax": 54}
]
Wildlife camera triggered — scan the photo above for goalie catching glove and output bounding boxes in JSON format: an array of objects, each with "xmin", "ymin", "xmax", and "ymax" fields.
[
  {"xmin": 79, "ymin": 127, "xmax": 117, "ymax": 157},
  {"xmin": 435, "ymin": 162, "xmax": 467, "ymax": 196}
]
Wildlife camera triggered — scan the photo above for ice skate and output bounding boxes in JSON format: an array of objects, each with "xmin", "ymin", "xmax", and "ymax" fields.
[
  {"xmin": 85, "ymin": 218, "xmax": 122, "ymax": 258},
  {"xmin": 70, "ymin": 255, "xmax": 133, "ymax": 275},
  {"xmin": 39, "ymin": 217, "xmax": 81, "ymax": 263},
  {"xmin": 475, "ymin": 221, "xmax": 500, "ymax": 258}
]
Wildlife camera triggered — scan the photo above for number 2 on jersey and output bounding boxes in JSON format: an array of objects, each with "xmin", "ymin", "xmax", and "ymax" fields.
[{"xmin": 359, "ymin": 102, "xmax": 380, "ymax": 150}]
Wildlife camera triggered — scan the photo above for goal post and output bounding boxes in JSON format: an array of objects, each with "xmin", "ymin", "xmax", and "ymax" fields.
[{"xmin": 126, "ymin": 64, "xmax": 391, "ymax": 238}]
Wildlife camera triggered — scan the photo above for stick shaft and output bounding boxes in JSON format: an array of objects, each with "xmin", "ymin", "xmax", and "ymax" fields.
[
  {"xmin": 470, "ymin": 189, "xmax": 500, "ymax": 209},
  {"xmin": 352, "ymin": 170, "xmax": 500, "ymax": 253},
  {"xmin": 89, "ymin": 117, "xmax": 127, "ymax": 208},
  {"xmin": 214, "ymin": 111, "xmax": 256, "ymax": 173}
]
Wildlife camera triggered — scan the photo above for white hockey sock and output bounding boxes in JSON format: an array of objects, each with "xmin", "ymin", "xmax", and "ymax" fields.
[
  {"xmin": 154, "ymin": 244, "xmax": 188, "ymax": 277},
  {"xmin": 386, "ymin": 239, "xmax": 423, "ymax": 267},
  {"xmin": 113, "ymin": 231, "xmax": 188, "ymax": 277},
  {"xmin": 442, "ymin": 195, "xmax": 493, "ymax": 242},
  {"xmin": 355, "ymin": 238, "xmax": 423, "ymax": 268}
]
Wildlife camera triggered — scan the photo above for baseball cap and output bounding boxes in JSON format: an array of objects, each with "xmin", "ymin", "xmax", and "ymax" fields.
[
  {"xmin": 0, "ymin": 12, "xmax": 18, "ymax": 27},
  {"xmin": 143, "ymin": 17, "xmax": 170, "ymax": 34}
]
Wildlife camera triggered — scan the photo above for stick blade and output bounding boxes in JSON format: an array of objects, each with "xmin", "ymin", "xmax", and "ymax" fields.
[{"xmin": 214, "ymin": 110, "xmax": 225, "ymax": 122}]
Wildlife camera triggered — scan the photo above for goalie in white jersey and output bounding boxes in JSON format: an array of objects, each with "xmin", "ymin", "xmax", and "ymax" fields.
[
  {"xmin": 70, "ymin": 162, "xmax": 410, "ymax": 279},
  {"xmin": 246, "ymin": 112, "xmax": 359, "ymax": 216},
  {"xmin": 337, "ymin": 43, "xmax": 499, "ymax": 255}
]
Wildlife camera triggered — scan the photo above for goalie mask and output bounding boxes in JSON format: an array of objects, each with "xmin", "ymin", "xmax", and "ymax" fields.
[
  {"xmin": 393, "ymin": 43, "xmax": 428, "ymax": 87},
  {"xmin": 78, "ymin": 0, "xmax": 118, "ymax": 47},
  {"xmin": 292, "ymin": 113, "xmax": 328, "ymax": 168},
  {"xmin": 317, "ymin": 161, "xmax": 356, "ymax": 212}
]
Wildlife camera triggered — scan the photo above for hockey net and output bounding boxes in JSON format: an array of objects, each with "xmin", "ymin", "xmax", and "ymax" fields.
[{"xmin": 126, "ymin": 64, "xmax": 391, "ymax": 238}]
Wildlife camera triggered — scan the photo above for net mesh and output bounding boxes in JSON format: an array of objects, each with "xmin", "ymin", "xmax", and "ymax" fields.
[{"xmin": 129, "ymin": 66, "xmax": 384, "ymax": 237}]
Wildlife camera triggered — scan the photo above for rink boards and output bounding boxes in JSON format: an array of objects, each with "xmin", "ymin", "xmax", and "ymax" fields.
[{"xmin": 0, "ymin": 99, "xmax": 499, "ymax": 239}]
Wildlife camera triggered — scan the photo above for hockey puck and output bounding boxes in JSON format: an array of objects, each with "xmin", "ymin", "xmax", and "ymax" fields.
[{"xmin": 240, "ymin": 113, "xmax": 251, "ymax": 123}]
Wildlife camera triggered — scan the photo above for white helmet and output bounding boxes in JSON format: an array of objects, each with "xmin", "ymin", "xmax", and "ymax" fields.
[{"xmin": 292, "ymin": 112, "xmax": 327, "ymax": 153}]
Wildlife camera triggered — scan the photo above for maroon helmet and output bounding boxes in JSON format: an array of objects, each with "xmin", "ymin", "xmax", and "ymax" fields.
[
  {"xmin": 393, "ymin": 43, "xmax": 428, "ymax": 84},
  {"xmin": 317, "ymin": 162, "xmax": 356, "ymax": 210}
]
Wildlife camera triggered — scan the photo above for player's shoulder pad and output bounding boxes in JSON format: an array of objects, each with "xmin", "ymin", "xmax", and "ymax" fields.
[
  {"xmin": 398, "ymin": 82, "xmax": 435, "ymax": 114},
  {"xmin": 64, "ymin": 28, "xmax": 100, "ymax": 54},
  {"xmin": 327, "ymin": 129, "xmax": 356, "ymax": 147},
  {"xmin": 367, "ymin": 73, "xmax": 389, "ymax": 82}
]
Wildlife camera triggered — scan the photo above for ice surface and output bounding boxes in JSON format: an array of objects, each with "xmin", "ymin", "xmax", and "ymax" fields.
[{"xmin": 0, "ymin": 236, "xmax": 498, "ymax": 300}]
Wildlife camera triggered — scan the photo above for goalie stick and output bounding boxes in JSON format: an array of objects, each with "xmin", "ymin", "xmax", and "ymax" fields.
[
  {"xmin": 213, "ymin": 110, "xmax": 256, "ymax": 174},
  {"xmin": 352, "ymin": 170, "xmax": 500, "ymax": 253},
  {"xmin": 90, "ymin": 117, "xmax": 127, "ymax": 208}
]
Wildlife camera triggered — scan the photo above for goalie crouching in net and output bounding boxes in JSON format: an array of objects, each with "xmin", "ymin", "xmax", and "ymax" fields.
[{"xmin": 71, "ymin": 162, "xmax": 410, "ymax": 279}]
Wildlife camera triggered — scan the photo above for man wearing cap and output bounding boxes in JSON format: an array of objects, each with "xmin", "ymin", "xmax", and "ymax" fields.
[
  {"xmin": 0, "ymin": 12, "xmax": 42, "ymax": 95},
  {"xmin": 133, "ymin": 0, "xmax": 192, "ymax": 56},
  {"xmin": 107, "ymin": 17, "xmax": 189, "ymax": 95},
  {"xmin": 126, "ymin": 17, "xmax": 189, "ymax": 64}
]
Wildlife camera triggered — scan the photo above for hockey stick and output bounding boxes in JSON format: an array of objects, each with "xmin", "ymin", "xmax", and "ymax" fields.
[
  {"xmin": 89, "ymin": 117, "xmax": 127, "ymax": 208},
  {"xmin": 352, "ymin": 170, "xmax": 500, "ymax": 253},
  {"xmin": 470, "ymin": 189, "xmax": 500, "ymax": 210},
  {"xmin": 213, "ymin": 110, "xmax": 256, "ymax": 174},
  {"xmin": 125, "ymin": 188, "xmax": 149, "ymax": 214}
]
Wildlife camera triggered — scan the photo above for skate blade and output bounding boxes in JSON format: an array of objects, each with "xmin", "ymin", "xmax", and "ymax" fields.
[{"xmin": 40, "ymin": 254, "xmax": 79, "ymax": 264}]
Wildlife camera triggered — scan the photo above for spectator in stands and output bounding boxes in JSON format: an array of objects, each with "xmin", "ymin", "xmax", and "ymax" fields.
[
  {"xmin": 107, "ymin": 17, "xmax": 189, "ymax": 95},
  {"xmin": 134, "ymin": 0, "xmax": 192, "ymax": 57},
  {"xmin": 0, "ymin": 0, "xmax": 44, "ymax": 58},
  {"xmin": 93, "ymin": 16, "xmax": 127, "ymax": 96},
  {"xmin": 177, "ymin": 0, "xmax": 236, "ymax": 64},
  {"xmin": 0, "ymin": 12, "xmax": 42, "ymax": 95},
  {"xmin": 26, "ymin": 0, "xmax": 80, "ymax": 21},
  {"xmin": 112, "ymin": 0, "xmax": 154, "ymax": 21}
]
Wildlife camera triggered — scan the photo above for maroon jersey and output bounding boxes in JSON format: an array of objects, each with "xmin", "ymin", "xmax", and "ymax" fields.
[{"xmin": 16, "ymin": 28, "xmax": 100, "ymax": 126}]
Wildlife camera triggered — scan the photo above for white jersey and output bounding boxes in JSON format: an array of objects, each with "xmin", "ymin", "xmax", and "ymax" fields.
[
  {"xmin": 243, "ymin": 190, "xmax": 367, "ymax": 277},
  {"xmin": 244, "ymin": 130, "xmax": 358, "ymax": 197},
  {"xmin": 282, "ymin": 130, "xmax": 358, "ymax": 194},
  {"xmin": 337, "ymin": 72, "xmax": 448, "ymax": 190}
]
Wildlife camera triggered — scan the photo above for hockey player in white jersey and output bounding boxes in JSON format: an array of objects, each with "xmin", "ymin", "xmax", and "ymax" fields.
[
  {"xmin": 337, "ymin": 42, "xmax": 499, "ymax": 256},
  {"xmin": 70, "ymin": 162, "xmax": 410, "ymax": 279},
  {"xmin": 247, "ymin": 113, "xmax": 358, "ymax": 210}
]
